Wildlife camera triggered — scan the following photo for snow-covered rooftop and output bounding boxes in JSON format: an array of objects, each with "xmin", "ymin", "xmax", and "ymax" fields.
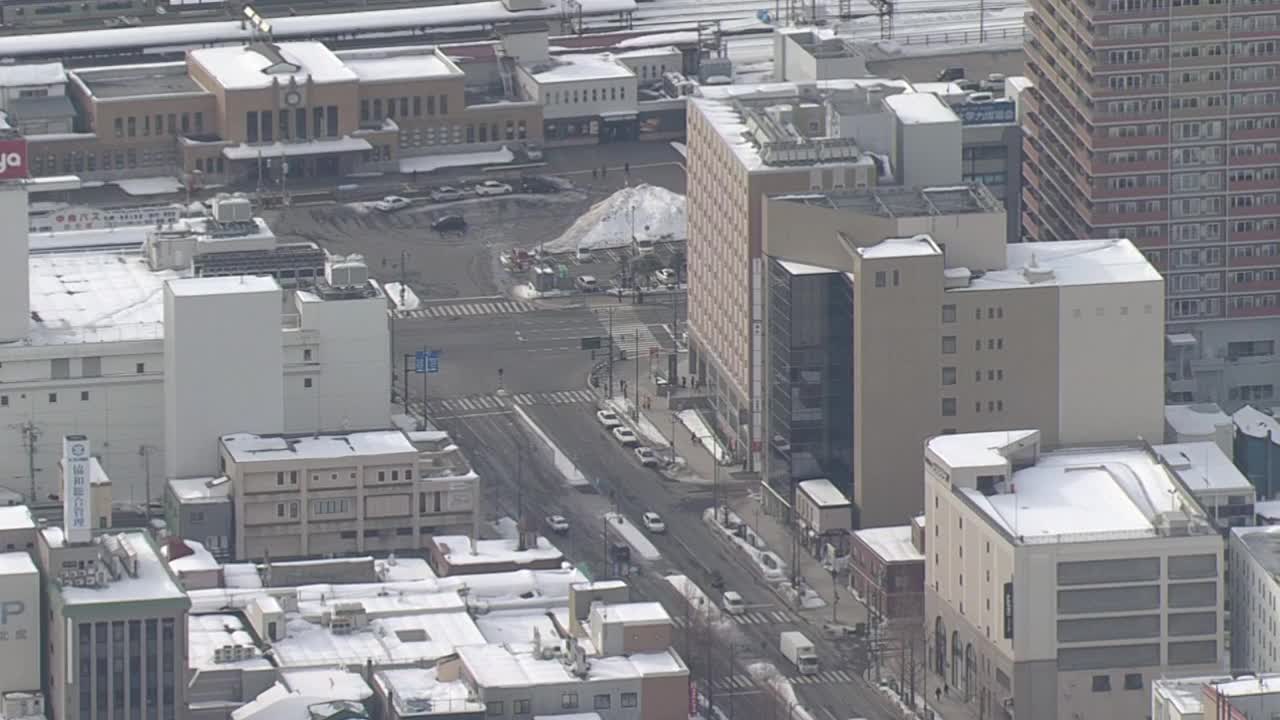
[
  {"xmin": 1235, "ymin": 405, "xmax": 1280, "ymax": 444},
  {"xmin": 221, "ymin": 430, "xmax": 416, "ymax": 463},
  {"xmin": 59, "ymin": 532, "xmax": 189, "ymax": 607},
  {"xmin": 883, "ymin": 92, "xmax": 959, "ymax": 125},
  {"xmin": 776, "ymin": 259, "xmax": 838, "ymax": 276},
  {"xmin": 798, "ymin": 478, "xmax": 849, "ymax": 507},
  {"xmin": 1154, "ymin": 441, "xmax": 1254, "ymax": 494},
  {"xmin": 376, "ymin": 667, "xmax": 484, "ymax": 716},
  {"xmin": 0, "ymin": 61, "xmax": 66, "ymax": 87},
  {"xmin": 339, "ymin": 48, "xmax": 463, "ymax": 82},
  {"xmin": 855, "ymin": 234, "xmax": 942, "ymax": 260},
  {"xmin": 958, "ymin": 239, "xmax": 1162, "ymax": 291},
  {"xmin": 853, "ymin": 526, "xmax": 923, "ymax": 564},
  {"xmin": 594, "ymin": 601, "xmax": 671, "ymax": 625},
  {"xmin": 189, "ymin": 613, "xmax": 272, "ymax": 671},
  {"xmin": 166, "ymin": 539, "xmax": 222, "ymax": 573},
  {"xmin": 433, "ymin": 534, "xmax": 564, "ymax": 566},
  {"xmin": 190, "ymin": 42, "xmax": 357, "ymax": 90},
  {"xmin": 1234, "ymin": 526, "xmax": 1280, "ymax": 578},
  {"xmin": 169, "ymin": 274, "xmax": 279, "ymax": 297},
  {"xmin": 168, "ymin": 477, "xmax": 231, "ymax": 504},
  {"xmin": 526, "ymin": 54, "xmax": 635, "ymax": 83},
  {"xmin": 458, "ymin": 644, "xmax": 684, "ymax": 688},
  {"xmin": 475, "ymin": 609, "xmax": 562, "ymax": 651},
  {"xmin": 222, "ymin": 136, "xmax": 373, "ymax": 160},
  {"xmin": 0, "ymin": 505, "xmax": 35, "ymax": 531},
  {"xmin": 274, "ymin": 607, "xmax": 486, "ymax": 668},
  {"xmin": 931, "ymin": 431, "xmax": 1211, "ymax": 541},
  {"xmin": 0, "ymin": 551, "xmax": 37, "ymax": 576},
  {"xmin": 19, "ymin": 252, "xmax": 175, "ymax": 347},
  {"xmin": 1165, "ymin": 403, "xmax": 1231, "ymax": 437},
  {"xmin": 280, "ymin": 668, "xmax": 373, "ymax": 702}
]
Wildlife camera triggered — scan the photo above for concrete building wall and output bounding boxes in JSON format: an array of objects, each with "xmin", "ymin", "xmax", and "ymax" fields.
[
  {"xmin": 1056, "ymin": 280, "xmax": 1165, "ymax": 445},
  {"xmin": 0, "ymin": 557, "xmax": 40, "ymax": 693},
  {"xmin": 163, "ymin": 277, "xmax": 284, "ymax": 479},
  {"xmin": 293, "ymin": 290, "xmax": 390, "ymax": 433},
  {"xmin": 895, "ymin": 115, "xmax": 962, "ymax": 188},
  {"xmin": 0, "ymin": 188, "xmax": 29, "ymax": 343}
]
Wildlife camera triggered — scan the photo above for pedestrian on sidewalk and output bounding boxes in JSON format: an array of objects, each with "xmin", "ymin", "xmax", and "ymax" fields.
[
  {"xmin": 624, "ymin": 162, "xmax": 630, "ymax": 175},
  {"xmin": 592, "ymin": 168, "xmax": 598, "ymax": 181},
  {"xmin": 602, "ymin": 165, "xmax": 608, "ymax": 178}
]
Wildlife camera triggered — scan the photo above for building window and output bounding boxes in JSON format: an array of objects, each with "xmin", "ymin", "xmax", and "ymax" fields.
[
  {"xmin": 312, "ymin": 498, "xmax": 350, "ymax": 515},
  {"xmin": 440, "ymin": 94, "xmax": 448, "ymax": 114},
  {"xmin": 594, "ymin": 694, "xmax": 611, "ymax": 710},
  {"xmin": 942, "ymin": 398, "xmax": 957, "ymax": 416},
  {"xmin": 136, "ymin": 362, "xmax": 145, "ymax": 374},
  {"xmin": 875, "ymin": 271, "xmax": 887, "ymax": 287},
  {"xmin": 513, "ymin": 699, "xmax": 531, "ymax": 714},
  {"xmin": 303, "ymin": 349, "xmax": 312, "ymax": 361},
  {"xmin": 1124, "ymin": 673, "xmax": 1143, "ymax": 690},
  {"xmin": 114, "ymin": 117, "xmax": 123, "ymax": 137},
  {"xmin": 893, "ymin": 269, "xmax": 900, "ymax": 285},
  {"xmin": 195, "ymin": 112, "xmax": 204, "ymax": 133},
  {"xmin": 327, "ymin": 106, "xmax": 339, "ymax": 137},
  {"xmin": 621, "ymin": 693, "xmax": 637, "ymax": 708},
  {"xmin": 942, "ymin": 304, "xmax": 956, "ymax": 323},
  {"xmin": 1, "ymin": 396, "xmax": 7, "ymax": 407},
  {"xmin": 942, "ymin": 367, "xmax": 956, "ymax": 386},
  {"xmin": 80, "ymin": 391, "xmax": 89, "ymax": 401},
  {"xmin": 942, "ymin": 336, "xmax": 957, "ymax": 354},
  {"xmin": 303, "ymin": 378, "xmax": 312, "ymax": 389},
  {"xmin": 246, "ymin": 111, "xmax": 258, "ymax": 143},
  {"xmin": 1092, "ymin": 675, "xmax": 1112, "ymax": 692},
  {"xmin": 413, "ymin": 96, "xmax": 422, "ymax": 116},
  {"xmin": 48, "ymin": 393, "xmax": 56, "ymax": 404},
  {"xmin": 561, "ymin": 692, "xmax": 578, "ymax": 709}
]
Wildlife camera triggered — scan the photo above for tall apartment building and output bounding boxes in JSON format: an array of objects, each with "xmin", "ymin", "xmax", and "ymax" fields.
[
  {"xmin": 1023, "ymin": 0, "xmax": 1280, "ymax": 408},
  {"xmin": 760, "ymin": 185, "xmax": 1164, "ymax": 525},
  {"xmin": 926, "ymin": 430, "xmax": 1224, "ymax": 720},
  {"xmin": 219, "ymin": 429, "xmax": 479, "ymax": 560},
  {"xmin": 1228, "ymin": 525, "xmax": 1280, "ymax": 672}
]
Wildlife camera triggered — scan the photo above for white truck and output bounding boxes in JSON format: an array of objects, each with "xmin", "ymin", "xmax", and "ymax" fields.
[{"xmin": 780, "ymin": 631, "xmax": 819, "ymax": 675}]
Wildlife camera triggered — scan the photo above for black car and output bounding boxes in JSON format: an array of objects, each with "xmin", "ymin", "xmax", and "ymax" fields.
[
  {"xmin": 431, "ymin": 214, "xmax": 466, "ymax": 232},
  {"xmin": 519, "ymin": 175, "xmax": 564, "ymax": 194},
  {"xmin": 937, "ymin": 66, "xmax": 966, "ymax": 82}
]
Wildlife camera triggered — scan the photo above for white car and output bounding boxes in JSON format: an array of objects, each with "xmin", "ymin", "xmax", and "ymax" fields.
[
  {"xmin": 612, "ymin": 427, "xmax": 639, "ymax": 446},
  {"xmin": 642, "ymin": 511, "xmax": 666, "ymax": 533},
  {"xmin": 546, "ymin": 515, "xmax": 570, "ymax": 534},
  {"xmin": 474, "ymin": 180, "xmax": 513, "ymax": 196},
  {"xmin": 597, "ymin": 409, "xmax": 623, "ymax": 429},
  {"xmin": 373, "ymin": 195, "xmax": 411, "ymax": 212},
  {"xmin": 634, "ymin": 446, "xmax": 659, "ymax": 467},
  {"xmin": 654, "ymin": 268, "xmax": 677, "ymax": 286},
  {"xmin": 722, "ymin": 590, "xmax": 747, "ymax": 615},
  {"xmin": 430, "ymin": 186, "xmax": 465, "ymax": 202}
]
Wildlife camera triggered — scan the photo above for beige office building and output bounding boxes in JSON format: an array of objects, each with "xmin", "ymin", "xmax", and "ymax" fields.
[
  {"xmin": 760, "ymin": 186, "xmax": 1166, "ymax": 526},
  {"xmin": 925, "ymin": 430, "xmax": 1223, "ymax": 720},
  {"xmin": 220, "ymin": 429, "xmax": 479, "ymax": 560}
]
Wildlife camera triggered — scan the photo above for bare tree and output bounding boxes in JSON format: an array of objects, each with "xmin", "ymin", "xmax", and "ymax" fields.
[{"xmin": 884, "ymin": 618, "xmax": 928, "ymax": 710}]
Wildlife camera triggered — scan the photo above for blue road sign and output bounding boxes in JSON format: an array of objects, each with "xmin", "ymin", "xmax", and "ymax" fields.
[
  {"xmin": 426, "ymin": 351, "xmax": 440, "ymax": 374},
  {"xmin": 415, "ymin": 351, "xmax": 427, "ymax": 374}
]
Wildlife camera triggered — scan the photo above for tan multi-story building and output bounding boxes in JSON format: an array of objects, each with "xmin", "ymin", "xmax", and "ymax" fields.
[
  {"xmin": 926, "ymin": 430, "xmax": 1224, "ymax": 720},
  {"xmin": 1023, "ymin": 0, "xmax": 1280, "ymax": 408},
  {"xmin": 760, "ymin": 185, "xmax": 1166, "ymax": 526},
  {"xmin": 219, "ymin": 428, "xmax": 479, "ymax": 560},
  {"xmin": 29, "ymin": 40, "xmax": 540, "ymax": 184}
]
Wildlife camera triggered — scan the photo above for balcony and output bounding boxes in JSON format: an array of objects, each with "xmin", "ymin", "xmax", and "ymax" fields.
[
  {"xmin": 1227, "ymin": 303, "xmax": 1280, "ymax": 318},
  {"xmin": 1229, "ymin": 251, "xmax": 1280, "ymax": 266},
  {"xmin": 1023, "ymin": 186, "xmax": 1043, "ymax": 214},
  {"xmin": 1091, "ymin": 82, "xmax": 1174, "ymax": 100},
  {"xmin": 1094, "ymin": 29, "xmax": 1170, "ymax": 47},
  {"xmin": 1093, "ymin": 108, "xmax": 1170, "ymax": 124},
  {"xmin": 1229, "ymin": 277, "xmax": 1280, "ymax": 292},
  {"xmin": 1091, "ymin": 157, "xmax": 1170, "ymax": 174},
  {"xmin": 1230, "ymin": 228, "xmax": 1280, "ymax": 243},
  {"xmin": 1093, "ymin": 4, "xmax": 1174, "ymax": 22},
  {"xmin": 1230, "ymin": 152, "xmax": 1280, "ymax": 167},
  {"xmin": 1228, "ymin": 178, "xmax": 1280, "ymax": 192},
  {"xmin": 1091, "ymin": 208, "xmax": 1168, "ymax": 225},
  {"xmin": 1230, "ymin": 203, "xmax": 1280, "ymax": 216},
  {"xmin": 1171, "ymin": 104, "xmax": 1232, "ymax": 120},
  {"xmin": 1230, "ymin": 102, "xmax": 1280, "ymax": 118},
  {"xmin": 1230, "ymin": 125, "xmax": 1280, "ymax": 141},
  {"xmin": 1091, "ymin": 132, "xmax": 1171, "ymax": 149},
  {"xmin": 1131, "ymin": 231, "xmax": 1171, "ymax": 249},
  {"xmin": 1171, "ymin": 29, "xmax": 1230, "ymax": 43}
]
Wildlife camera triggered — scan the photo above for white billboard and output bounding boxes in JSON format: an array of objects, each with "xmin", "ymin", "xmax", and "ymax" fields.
[
  {"xmin": 63, "ymin": 435, "xmax": 91, "ymax": 544},
  {"xmin": 0, "ymin": 559, "xmax": 40, "ymax": 693}
]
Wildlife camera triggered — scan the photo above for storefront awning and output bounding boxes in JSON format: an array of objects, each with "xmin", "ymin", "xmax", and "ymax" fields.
[{"xmin": 223, "ymin": 137, "xmax": 373, "ymax": 161}]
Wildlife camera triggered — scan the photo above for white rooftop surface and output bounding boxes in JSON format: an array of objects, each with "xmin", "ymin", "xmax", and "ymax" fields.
[
  {"xmin": 1165, "ymin": 403, "xmax": 1232, "ymax": 436},
  {"xmin": 221, "ymin": 430, "xmax": 416, "ymax": 462},
  {"xmin": 168, "ymin": 477, "xmax": 231, "ymax": 504},
  {"xmin": 168, "ymin": 274, "xmax": 279, "ymax": 297},
  {"xmin": 961, "ymin": 239, "xmax": 1163, "ymax": 290},
  {"xmin": 1154, "ymin": 441, "xmax": 1254, "ymax": 493},
  {"xmin": 280, "ymin": 669, "xmax": 373, "ymax": 701},
  {"xmin": 376, "ymin": 556, "xmax": 436, "ymax": 582},
  {"xmin": 0, "ymin": 551, "xmax": 38, "ymax": 576},
  {"xmin": 1213, "ymin": 674, "xmax": 1280, "ymax": 697},
  {"xmin": 189, "ymin": 614, "xmax": 272, "ymax": 671},
  {"xmin": 798, "ymin": 478, "xmax": 850, "ymax": 507},
  {"xmin": 166, "ymin": 539, "xmax": 222, "ymax": 573},
  {"xmin": 0, "ymin": 505, "xmax": 35, "ymax": 531},
  {"xmin": 948, "ymin": 444, "xmax": 1190, "ymax": 539},
  {"xmin": 223, "ymin": 136, "xmax": 372, "ymax": 160},
  {"xmin": 536, "ymin": 714, "xmax": 602, "ymax": 720},
  {"xmin": 274, "ymin": 608, "xmax": 486, "ymax": 668},
  {"xmin": 1257, "ymin": 499, "xmax": 1280, "ymax": 520},
  {"xmin": 190, "ymin": 42, "xmax": 357, "ymax": 90},
  {"xmin": 0, "ymin": 0, "xmax": 636, "ymax": 58},
  {"xmin": 595, "ymin": 601, "xmax": 671, "ymax": 625},
  {"xmin": 927, "ymin": 430, "xmax": 1038, "ymax": 469},
  {"xmin": 777, "ymin": 259, "xmax": 838, "ymax": 276},
  {"xmin": 613, "ymin": 45, "xmax": 682, "ymax": 59},
  {"xmin": 854, "ymin": 526, "xmax": 924, "ymax": 564},
  {"xmin": 0, "ymin": 61, "xmax": 66, "ymax": 86},
  {"xmin": 341, "ymin": 50, "xmax": 462, "ymax": 81},
  {"xmin": 528, "ymin": 54, "xmax": 634, "ymax": 83},
  {"xmin": 459, "ymin": 644, "xmax": 683, "ymax": 688},
  {"xmin": 857, "ymin": 235, "xmax": 941, "ymax": 260},
  {"xmin": 376, "ymin": 667, "xmax": 483, "ymax": 716},
  {"xmin": 19, "ymin": 252, "xmax": 177, "ymax": 347},
  {"xmin": 1152, "ymin": 676, "xmax": 1223, "ymax": 715},
  {"xmin": 434, "ymin": 534, "xmax": 564, "ymax": 565},
  {"xmin": 1235, "ymin": 404, "xmax": 1280, "ymax": 443},
  {"xmin": 475, "ymin": 609, "xmax": 562, "ymax": 651},
  {"xmin": 883, "ymin": 92, "xmax": 959, "ymax": 125},
  {"xmin": 60, "ymin": 532, "xmax": 188, "ymax": 606}
]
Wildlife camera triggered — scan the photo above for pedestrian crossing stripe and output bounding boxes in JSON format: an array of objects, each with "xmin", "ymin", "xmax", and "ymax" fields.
[
  {"xmin": 791, "ymin": 670, "xmax": 856, "ymax": 685},
  {"xmin": 713, "ymin": 676, "xmax": 755, "ymax": 690},
  {"xmin": 391, "ymin": 300, "xmax": 536, "ymax": 319},
  {"xmin": 510, "ymin": 390, "xmax": 597, "ymax": 405},
  {"xmin": 671, "ymin": 610, "xmax": 799, "ymax": 627},
  {"xmin": 422, "ymin": 390, "xmax": 598, "ymax": 416}
]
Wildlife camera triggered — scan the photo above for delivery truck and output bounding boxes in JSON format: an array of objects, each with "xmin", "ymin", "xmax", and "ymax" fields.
[{"xmin": 780, "ymin": 631, "xmax": 819, "ymax": 675}]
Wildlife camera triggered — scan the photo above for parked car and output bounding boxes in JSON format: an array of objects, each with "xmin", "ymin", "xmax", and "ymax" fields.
[
  {"xmin": 576, "ymin": 247, "xmax": 595, "ymax": 263},
  {"xmin": 524, "ymin": 143, "xmax": 544, "ymax": 161},
  {"xmin": 612, "ymin": 427, "xmax": 639, "ymax": 446},
  {"xmin": 654, "ymin": 268, "xmax": 677, "ymax": 286},
  {"xmin": 722, "ymin": 590, "xmax": 747, "ymax": 615},
  {"xmin": 546, "ymin": 515, "xmax": 570, "ymax": 534},
  {"xmin": 642, "ymin": 511, "xmax": 666, "ymax": 533},
  {"xmin": 575, "ymin": 275, "xmax": 600, "ymax": 292},
  {"xmin": 597, "ymin": 409, "xmax": 623, "ymax": 429},
  {"xmin": 430, "ymin": 186, "xmax": 465, "ymax": 202},
  {"xmin": 936, "ymin": 66, "xmax": 966, "ymax": 82},
  {"xmin": 634, "ymin": 446, "xmax": 659, "ymax": 467},
  {"xmin": 475, "ymin": 180, "xmax": 513, "ymax": 196},
  {"xmin": 431, "ymin": 214, "xmax": 466, "ymax": 233},
  {"xmin": 519, "ymin": 175, "xmax": 563, "ymax": 194},
  {"xmin": 373, "ymin": 195, "xmax": 411, "ymax": 212}
]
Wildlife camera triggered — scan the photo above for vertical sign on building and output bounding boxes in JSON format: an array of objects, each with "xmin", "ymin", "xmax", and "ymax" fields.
[
  {"xmin": 63, "ymin": 435, "xmax": 91, "ymax": 544},
  {"xmin": 1002, "ymin": 581, "xmax": 1014, "ymax": 640}
]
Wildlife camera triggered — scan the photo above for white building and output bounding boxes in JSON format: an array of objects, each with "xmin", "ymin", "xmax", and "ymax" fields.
[
  {"xmin": 0, "ymin": 189, "xmax": 390, "ymax": 503},
  {"xmin": 926, "ymin": 429, "xmax": 1223, "ymax": 720},
  {"xmin": 0, "ymin": 61, "xmax": 74, "ymax": 135},
  {"xmin": 1164, "ymin": 403, "xmax": 1233, "ymax": 457},
  {"xmin": 1228, "ymin": 526, "xmax": 1280, "ymax": 673},
  {"xmin": 517, "ymin": 52, "xmax": 639, "ymax": 143},
  {"xmin": 0, "ymin": 551, "xmax": 40, "ymax": 695},
  {"xmin": 1155, "ymin": 441, "xmax": 1257, "ymax": 530},
  {"xmin": 1152, "ymin": 674, "xmax": 1280, "ymax": 720}
]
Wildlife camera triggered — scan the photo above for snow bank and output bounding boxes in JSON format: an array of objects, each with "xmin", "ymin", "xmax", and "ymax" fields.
[
  {"xmin": 384, "ymin": 282, "xmax": 420, "ymax": 310},
  {"xmin": 607, "ymin": 396, "xmax": 670, "ymax": 448},
  {"xmin": 114, "ymin": 177, "xmax": 182, "ymax": 196},
  {"xmin": 399, "ymin": 146, "xmax": 513, "ymax": 173},
  {"xmin": 604, "ymin": 512, "xmax": 662, "ymax": 561},
  {"xmin": 678, "ymin": 409, "xmax": 730, "ymax": 463},
  {"xmin": 670, "ymin": 141, "xmax": 687, "ymax": 158},
  {"xmin": 746, "ymin": 663, "xmax": 818, "ymax": 720},
  {"xmin": 510, "ymin": 405, "xmax": 589, "ymax": 487},
  {"xmin": 542, "ymin": 183, "xmax": 686, "ymax": 253},
  {"xmin": 704, "ymin": 508, "xmax": 787, "ymax": 583}
]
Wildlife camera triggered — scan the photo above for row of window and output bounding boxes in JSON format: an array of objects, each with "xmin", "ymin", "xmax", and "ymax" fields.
[
  {"xmin": 485, "ymin": 691, "xmax": 638, "ymax": 717},
  {"xmin": 941, "ymin": 368, "xmax": 1007, "ymax": 385},
  {"xmin": 359, "ymin": 94, "xmax": 449, "ymax": 124},
  {"xmin": 396, "ymin": 120, "xmax": 529, "ymax": 149},
  {"xmin": 545, "ymin": 85, "xmax": 628, "ymax": 105},
  {"xmin": 941, "ymin": 305, "xmax": 1005, "ymax": 323},
  {"xmin": 1091, "ymin": 673, "xmax": 1144, "ymax": 692},
  {"xmin": 940, "ymin": 398, "xmax": 1006, "ymax": 416},
  {"xmin": 246, "ymin": 107, "xmax": 339, "ymax": 144},
  {"xmin": 193, "ymin": 157, "xmax": 226, "ymax": 176},
  {"xmin": 1166, "ymin": 295, "xmax": 1280, "ymax": 317},
  {"xmin": 32, "ymin": 148, "xmax": 176, "ymax": 176},
  {"xmin": 113, "ymin": 111, "xmax": 203, "ymax": 139},
  {"xmin": 0, "ymin": 390, "xmax": 93, "ymax": 406},
  {"xmin": 273, "ymin": 466, "xmax": 416, "ymax": 487}
]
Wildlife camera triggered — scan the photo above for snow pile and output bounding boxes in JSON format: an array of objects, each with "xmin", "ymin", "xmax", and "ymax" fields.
[
  {"xmin": 678, "ymin": 409, "xmax": 730, "ymax": 463},
  {"xmin": 704, "ymin": 508, "xmax": 787, "ymax": 583},
  {"xmin": 604, "ymin": 512, "xmax": 662, "ymax": 561},
  {"xmin": 114, "ymin": 177, "xmax": 183, "ymax": 196},
  {"xmin": 747, "ymin": 663, "xmax": 818, "ymax": 720},
  {"xmin": 399, "ymin": 146, "xmax": 512, "ymax": 174},
  {"xmin": 542, "ymin": 183, "xmax": 685, "ymax": 252},
  {"xmin": 384, "ymin": 281, "xmax": 420, "ymax": 310}
]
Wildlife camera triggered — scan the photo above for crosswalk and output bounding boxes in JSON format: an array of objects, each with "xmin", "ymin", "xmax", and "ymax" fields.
[
  {"xmin": 712, "ymin": 675, "xmax": 757, "ymax": 691},
  {"xmin": 599, "ymin": 305, "xmax": 667, "ymax": 358},
  {"xmin": 392, "ymin": 300, "xmax": 536, "ymax": 319},
  {"xmin": 672, "ymin": 610, "xmax": 799, "ymax": 627},
  {"xmin": 791, "ymin": 669, "xmax": 858, "ymax": 685},
  {"xmin": 422, "ymin": 390, "xmax": 598, "ymax": 417}
]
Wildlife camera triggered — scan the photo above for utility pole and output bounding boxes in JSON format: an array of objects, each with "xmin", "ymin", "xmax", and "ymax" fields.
[
  {"xmin": 15, "ymin": 422, "xmax": 40, "ymax": 504},
  {"xmin": 633, "ymin": 332, "xmax": 640, "ymax": 420},
  {"xmin": 606, "ymin": 308, "xmax": 615, "ymax": 397},
  {"xmin": 516, "ymin": 439, "xmax": 526, "ymax": 551}
]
